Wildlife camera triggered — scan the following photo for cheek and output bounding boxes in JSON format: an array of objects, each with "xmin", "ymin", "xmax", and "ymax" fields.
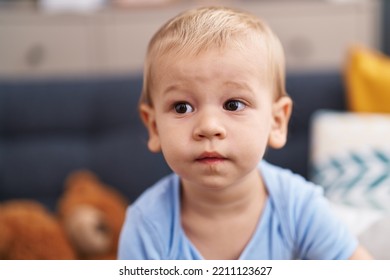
[
  {"xmin": 233, "ymin": 116, "xmax": 271, "ymax": 157},
  {"xmin": 237, "ymin": 130, "xmax": 267, "ymax": 158},
  {"xmin": 159, "ymin": 139, "xmax": 190, "ymax": 176},
  {"xmin": 155, "ymin": 118, "xmax": 191, "ymax": 160},
  {"xmin": 157, "ymin": 117, "xmax": 188, "ymax": 145}
]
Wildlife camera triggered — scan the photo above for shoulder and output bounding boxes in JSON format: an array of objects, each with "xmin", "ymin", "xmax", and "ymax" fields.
[
  {"xmin": 260, "ymin": 160, "xmax": 327, "ymax": 227},
  {"xmin": 129, "ymin": 173, "xmax": 179, "ymax": 226},
  {"xmin": 259, "ymin": 161, "xmax": 357, "ymax": 259},
  {"xmin": 118, "ymin": 173, "xmax": 180, "ymax": 259},
  {"xmin": 259, "ymin": 161, "xmax": 325, "ymax": 247},
  {"xmin": 260, "ymin": 160, "xmax": 323, "ymax": 208},
  {"xmin": 132, "ymin": 174, "xmax": 178, "ymax": 211}
]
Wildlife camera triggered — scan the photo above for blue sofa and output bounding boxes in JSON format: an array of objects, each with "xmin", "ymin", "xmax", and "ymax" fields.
[{"xmin": 0, "ymin": 71, "xmax": 346, "ymax": 210}]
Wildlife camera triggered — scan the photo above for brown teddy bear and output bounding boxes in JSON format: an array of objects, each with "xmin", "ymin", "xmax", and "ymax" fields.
[
  {"xmin": 0, "ymin": 170, "xmax": 128, "ymax": 260},
  {"xmin": 0, "ymin": 200, "xmax": 76, "ymax": 260},
  {"xmin": 58, "ymin": 170, "xmax": 128, "ymax": 259}
]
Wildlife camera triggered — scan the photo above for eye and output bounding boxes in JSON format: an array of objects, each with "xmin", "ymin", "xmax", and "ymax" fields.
[
  {"xmin": 174, "ymin": 102, "xmax": 194, "ymax": 114},
  {"xmin": 223, "ymin": 100, "xmax": 246, "ymax": 111}
]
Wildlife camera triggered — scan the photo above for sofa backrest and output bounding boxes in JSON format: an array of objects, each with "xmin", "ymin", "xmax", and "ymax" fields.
[
  {"xmin": 0, "ymin": 75, "xmax": 171, "ymax": 210},
  {"xmin": 0, "ymin": 72, "xmax": 346, "ymax": 210}
]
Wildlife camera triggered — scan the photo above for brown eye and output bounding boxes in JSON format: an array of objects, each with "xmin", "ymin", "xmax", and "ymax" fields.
[
  {"xmin": 224, "ymin": 100, "xmax": 245, "ymax": 111},
  {"xmin": 174, "ymin": 102, "xmax": 194, "ymax": 114}
]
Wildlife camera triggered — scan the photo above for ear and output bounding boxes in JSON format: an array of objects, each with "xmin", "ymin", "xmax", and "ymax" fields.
[
  {"xmin": 139, "ymin": 103, "xmax": 161, "ymax": 153},
  {"xmin": 268, "ymin": 96, "xmax": 293, "ymax": 149}
]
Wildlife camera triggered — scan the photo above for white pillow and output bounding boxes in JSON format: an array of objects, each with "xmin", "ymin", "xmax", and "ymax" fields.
[{"xmin": 309, "ymin": 110, "xmax": 390, "ymax": 211}]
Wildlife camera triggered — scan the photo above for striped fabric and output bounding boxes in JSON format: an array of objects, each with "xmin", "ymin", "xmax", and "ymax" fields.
[{"xmin": 310, "ymin": 110, "xmax": 390, "ymax": 211}]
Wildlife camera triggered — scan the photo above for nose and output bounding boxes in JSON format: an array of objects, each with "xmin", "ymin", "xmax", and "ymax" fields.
[{"xmin": 192, "ymin": 109, "xmax": 227, "ymax": 141}]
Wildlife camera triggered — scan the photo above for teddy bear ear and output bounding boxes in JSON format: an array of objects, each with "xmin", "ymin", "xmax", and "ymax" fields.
[
  {"xmin": 63, "ymin": 170, "xmax": 103, "ymax": 195},
  {"xmin": 65, "ymin": 170, "xmax": 100, "ymax": 188}
]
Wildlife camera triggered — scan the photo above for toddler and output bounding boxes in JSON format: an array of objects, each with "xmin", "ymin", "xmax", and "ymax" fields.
[{"xmin": 118, "ymin": 6, "xmax": 372, "ymax": 260}]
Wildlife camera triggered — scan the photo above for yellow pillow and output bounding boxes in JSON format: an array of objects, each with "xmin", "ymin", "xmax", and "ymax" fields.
[{"xmin": 345, "ymin": 47, "xmax": 390, "ymax": 113}]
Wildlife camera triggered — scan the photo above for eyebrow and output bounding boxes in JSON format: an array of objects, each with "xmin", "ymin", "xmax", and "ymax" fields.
[
  {"xmin": 162, "ymin": 80, "xmax": 254, "ymax": 96},
  {"xmin": 163, "ymin": 84, "xmax": 184, "ymax": 95},
  {"xmin": 223, "ymin": 81, "xmax": 253, "ymax": 92}
]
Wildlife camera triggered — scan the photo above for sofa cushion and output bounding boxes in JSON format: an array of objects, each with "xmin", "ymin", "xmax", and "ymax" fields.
[
  {"xmin": 309, "ymin": 110, "xmax": 390, "ymax": 210},
  {"xmin": 345, "ymin": 46, "xmax": 390, "ymax": 113}
]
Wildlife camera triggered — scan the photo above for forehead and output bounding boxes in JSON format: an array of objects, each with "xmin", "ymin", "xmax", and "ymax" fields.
[{"xmin": 152, "ymin": 38, "xmax": 269, "ymax": 84}]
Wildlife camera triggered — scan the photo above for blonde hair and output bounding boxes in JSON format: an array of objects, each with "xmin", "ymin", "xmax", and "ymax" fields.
[{"xmin": 140, "ymin": 6, "xmax": 287, "ymax": 105}]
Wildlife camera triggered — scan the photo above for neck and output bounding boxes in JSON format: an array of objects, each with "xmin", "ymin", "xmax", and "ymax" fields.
[{"xmin": 180, "ymin": 170, "xmax": 267, "ymax": 219}]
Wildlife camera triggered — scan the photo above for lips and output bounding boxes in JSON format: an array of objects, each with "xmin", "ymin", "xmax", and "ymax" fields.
[{"xmin": 196, "ymin": 152, "xmax": 227, "ymax": 164}]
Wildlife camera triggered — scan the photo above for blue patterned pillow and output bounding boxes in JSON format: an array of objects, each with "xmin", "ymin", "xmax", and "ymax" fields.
[{"xmin": 310, "ymin": 110, "xmax": 390, "ymax": 210}]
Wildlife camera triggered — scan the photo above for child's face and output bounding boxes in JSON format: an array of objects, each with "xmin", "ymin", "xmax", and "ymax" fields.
[{"xmin": 141, "ymin": 41, "xmax": 292, "ymax": 191}]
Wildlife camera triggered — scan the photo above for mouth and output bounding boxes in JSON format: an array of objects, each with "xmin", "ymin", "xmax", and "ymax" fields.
[{"xmin": 195, "ymin": 152, "xmax": 227, "ymax": 164}]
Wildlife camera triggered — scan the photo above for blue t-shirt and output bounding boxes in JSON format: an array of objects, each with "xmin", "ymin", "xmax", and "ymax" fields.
[{"xmin": 118, "ymin": 161, "xmax": 358, "ymax": 260}]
